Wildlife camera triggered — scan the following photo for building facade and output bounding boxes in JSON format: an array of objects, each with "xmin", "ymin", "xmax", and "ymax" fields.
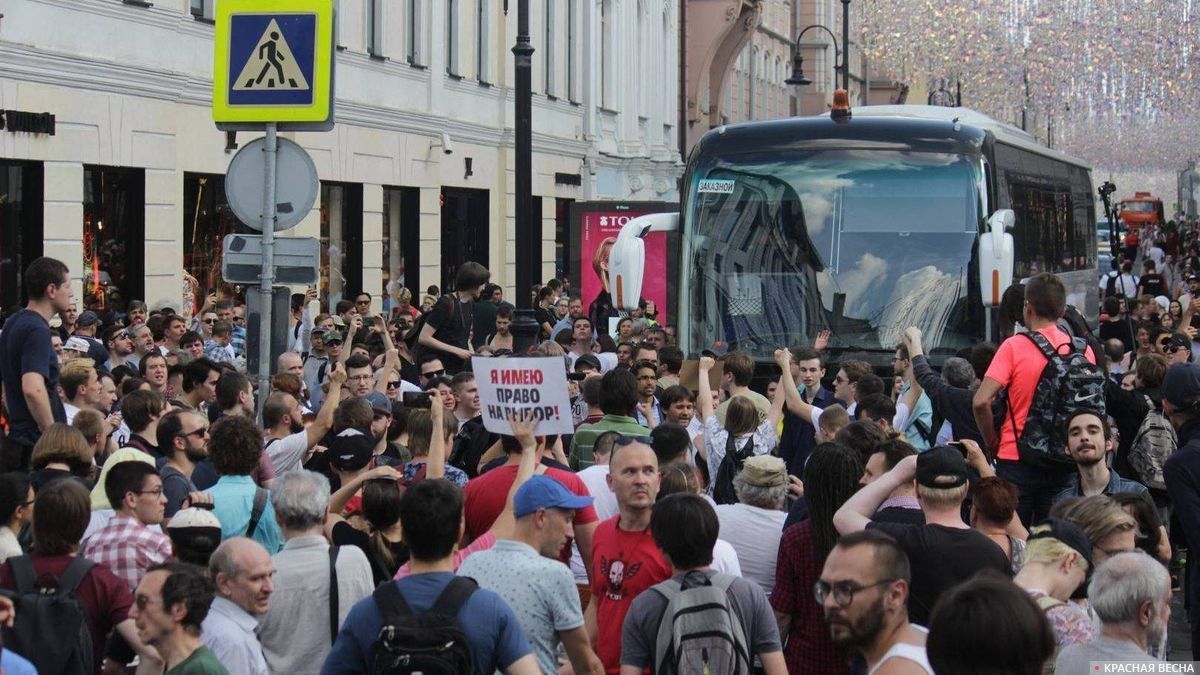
[
  {"xmin": 720, "ymin": 0, "xmax": 793, "ymax": 125},
  {"xmin": 0, "ymin": 0, "xmax": 680, "ymax": 315}
]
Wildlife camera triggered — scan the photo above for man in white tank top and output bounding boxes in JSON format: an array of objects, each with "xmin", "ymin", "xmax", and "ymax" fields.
[{"xmin": 817, "ymin": 530, "xmax": 933, "ymax": 675}]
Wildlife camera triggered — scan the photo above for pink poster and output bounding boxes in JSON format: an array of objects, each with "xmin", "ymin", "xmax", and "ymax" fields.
[{"xmin": 578, "ymin": 207, "xmax": 669, "ymax": 326}]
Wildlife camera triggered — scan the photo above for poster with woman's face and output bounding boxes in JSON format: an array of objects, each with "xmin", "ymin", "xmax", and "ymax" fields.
[{"xmin": 578, "ymin": 208, "xmax": 669, "ymax": 316}]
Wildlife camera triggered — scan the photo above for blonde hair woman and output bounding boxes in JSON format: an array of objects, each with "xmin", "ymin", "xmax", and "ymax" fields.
[{"xmin": 1014, "ymin": 519, "xmax": 1094, "ymax": 661}]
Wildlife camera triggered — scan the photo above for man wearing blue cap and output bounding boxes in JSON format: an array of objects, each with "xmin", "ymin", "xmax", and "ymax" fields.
[{"xmin": 458, "ymin": 476, "xmax": 605, "ymax": 675}]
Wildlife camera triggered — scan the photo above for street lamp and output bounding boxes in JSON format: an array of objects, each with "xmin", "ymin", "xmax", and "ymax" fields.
[
  {"xmin": 510, "ymin": 0, "xmax": 539, "ymax": 354},
  {"xmin": 787, "ymin": 0, "xmax": 850, "ymax": 93}
]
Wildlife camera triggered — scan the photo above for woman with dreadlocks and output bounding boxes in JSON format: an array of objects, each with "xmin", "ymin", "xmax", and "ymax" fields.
[{"xmin": 769, "ymin": 442, "xmax": 864, "ymax": 674}]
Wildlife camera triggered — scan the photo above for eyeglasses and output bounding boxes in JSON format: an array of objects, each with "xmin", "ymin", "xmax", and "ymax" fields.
[
  {"xmin": 612, "ymin": 435, "xmax": 654, "ymax": 447},
  {"xmin": 386, "ymin": 381, "xmax": 402, "ymax": 389},
  {"xmin": 813, "ymin": 578, "xmax": 897, "ymax": 607},
  {"xmin": 180, "ymin": 427, "xmax": 209, "ymax": 439},
  {"xmin": 356, "ymin": 299, "xmax": 371, "ymax": 305},
  {"xmin": 137, "ymin": 487, "xmax": 164, "ymax": 497},
  {"xmin": 422, "ymin": 369, "xmax": 445, "ymax": 378}
]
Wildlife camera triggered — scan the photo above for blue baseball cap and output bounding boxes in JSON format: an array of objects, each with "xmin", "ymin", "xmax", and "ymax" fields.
[{"xmin": 513, "ymin": 476, "xmax": 594, "ymax": 518}]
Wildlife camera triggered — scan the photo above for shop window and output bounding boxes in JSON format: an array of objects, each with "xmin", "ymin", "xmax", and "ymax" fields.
[
  {"xmin": 440, "ymin": 187, "xmax": 489, "ymax": 291},
  {"xmin": 382, "ymin": 187, "xmax": 421, "ymax": 317},
  {"xmin": 0, "ymin": 161, "xmax": 44, "ymax": 309},
  {"xmin": 83, "ymin": 166, "xmax": 144, "ymax": 311},
  {"xmin": 321, "ymin": 182, "xmax": 364, "ymax": 312},
  {"xmin": 183, "ymin": 173, "xmax": 253, "ymax": 308}
]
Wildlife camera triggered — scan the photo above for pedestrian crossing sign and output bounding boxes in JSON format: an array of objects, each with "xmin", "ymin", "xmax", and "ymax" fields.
[{"xmin": 213, "ymin": 0, "xmax": 335, "ymax": 129}]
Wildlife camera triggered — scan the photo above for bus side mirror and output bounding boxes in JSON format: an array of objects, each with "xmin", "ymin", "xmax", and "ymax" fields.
[
  {"xmin": 979, "ymin": 209, "xmax": 1015, "ymax": 307},
  {"xmin": 609, "ymin": 212, "xmax": 680, "ymax": 311}
]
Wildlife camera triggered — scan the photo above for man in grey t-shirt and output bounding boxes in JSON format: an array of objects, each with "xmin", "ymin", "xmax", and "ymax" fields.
[
  {"xmin": 457, "ymin": 475, "xmax": 604, "ymax": 675},
  {"xmin": 1056, "ymin": 552, "xmax": 1170, "ymax": 672},
  {"xmin": 620, "ymin": 493, "xmax": 785, "ymax": 674}
]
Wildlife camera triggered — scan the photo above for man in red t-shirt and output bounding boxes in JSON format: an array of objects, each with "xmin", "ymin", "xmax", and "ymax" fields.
[
  {"xmin": 586, "ymin": 437, "xmax": 671, "ymax": 674},
  {"xmin": 973, "ymin": 272, "xmax": 1095, "ymax": 526},
  {"xmin": 464, "ymin": 435, "xmax": 598, "ymax": 568}
]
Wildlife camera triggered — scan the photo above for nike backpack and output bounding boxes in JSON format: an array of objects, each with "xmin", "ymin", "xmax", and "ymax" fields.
[{"xmin": 1012, "ymin": 331, "xmax": 1106, "ymax": 469}]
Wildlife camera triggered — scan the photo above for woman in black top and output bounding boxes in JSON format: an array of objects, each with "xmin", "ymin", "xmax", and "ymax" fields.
[{"xmin": 325, "ymin": 465, "xmax": 411, "ymax": 586}]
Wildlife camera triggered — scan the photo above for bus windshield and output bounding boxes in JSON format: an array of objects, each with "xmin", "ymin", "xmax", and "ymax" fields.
[{"xmin": 683, "ymin": 149, "xmax": 985, "ymax": 359}]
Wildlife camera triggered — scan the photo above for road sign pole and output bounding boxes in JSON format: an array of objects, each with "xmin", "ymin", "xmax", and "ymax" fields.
[{"xmin": 257, "ymin": 122, "xmax": 278, "ymax": 420}]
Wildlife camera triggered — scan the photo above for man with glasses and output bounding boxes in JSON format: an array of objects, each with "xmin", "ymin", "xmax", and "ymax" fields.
[
  {"xmin": 83, "ymin": 461, "xmax": 172, "ymax": 591},
  {"xmin": 833, "ymin": 447, "xmax": 1011, "ymax": 626},
  {"xmin": 131, "ymin": 563, "xmax": 226, "ymax": 674},
  {"xmin": 158, "ymin": 409, "xmax": 218, "ymax": 518},
  {"xmin": 418, "ymin": 358, "xmax": 447, "ymax": 388},
  {"xmin": 353, "ymin": 292, "xmax": 373, "ymax": 316},
  {"xmin": 1167, "ymin": 333, "xmax": 1193, "ymax": 365},
  {"xmin": 632, "ymin": 360, "xmax": 662, "ymax": 428},
  {"xmin": 344, "ymin": 354, "xmax": 375, "ymax": 399},
  {"xmin": 103, "ymin": 325, "xmax": 135, "ymax": 371},
  {"xmin": 817, "ymin": 530, "xmax": 932, "ymax": 675}
]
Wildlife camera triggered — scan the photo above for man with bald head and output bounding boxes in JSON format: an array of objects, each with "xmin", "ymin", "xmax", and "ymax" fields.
[{"xmin": 202, "ymin": 537, "xmax": 274, "ymax": 675}]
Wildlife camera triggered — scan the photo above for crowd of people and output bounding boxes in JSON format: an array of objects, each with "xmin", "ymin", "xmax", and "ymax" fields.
[{"xmin": 0, "ymin": 233, "xmax": 1199, "ymax": 674}]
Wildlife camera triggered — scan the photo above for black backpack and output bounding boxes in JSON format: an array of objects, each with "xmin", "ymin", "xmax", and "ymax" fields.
[
  {"xmin": 1, "ymin": 555, "xmax": 95, "ymax": 675},
  {"xmin": 712, "ymin": 434, "xmax": 755, "ymax": 505},
  {"xmin": 1011, "ymin": 331, "xmax": 1106, "ymax": 469},
  {"xmin": 371, "ymin": 576, "xmax": 477, "ymax": 674}
]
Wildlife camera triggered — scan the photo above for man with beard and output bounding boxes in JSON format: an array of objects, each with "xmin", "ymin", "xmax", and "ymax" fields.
[
  {"xmin": 817, "ymin": 529, "xmax": 932, "ymax": 674},
  {"xmin": 128, "ymin": 323, "xmax": 158, "ymax": 372},
  {"xmin": 158, "ymin": 409, "xmax": 216, "ymax": 519},
  {"xmin": 633, "ymin": 360, "xmax": 662, "ymax": 428},
  {"xmin": 103, "ymin": 325, "xmax": 136, "ymax": 371},
  {"xmin": 1052, "ymin": 410, "xmax": 1148, "ymax": 505},
  {"xmin": 1055, "ymin": 552, "xmax": 1171, "ymax": 669},
  {"xmin": 261, "ymin": 363, "xmax": 345, "ymax": 475}
]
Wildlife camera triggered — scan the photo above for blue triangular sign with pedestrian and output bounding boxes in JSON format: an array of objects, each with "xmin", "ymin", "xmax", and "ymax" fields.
[{"xmin": 234, "ymin": 19, "xmax": 310, "ymax": 91}]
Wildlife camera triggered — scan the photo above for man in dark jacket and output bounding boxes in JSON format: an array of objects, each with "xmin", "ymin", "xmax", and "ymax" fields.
[
  {"xmin": 1161, "ymin": 362, "xmax": 1200, "ymax": 653},
  {"xmin": 902, "ymin": 327, "xmax": 986, "ymax": 446},
  {"xmin": 1104, "ymin": 352, "xmax": 1167, "ymax": 477}
]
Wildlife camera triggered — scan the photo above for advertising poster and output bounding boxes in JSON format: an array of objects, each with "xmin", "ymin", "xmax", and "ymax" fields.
[{"xmin": 572, "ymin": 202, "xmax": 675, "ymax": 332}]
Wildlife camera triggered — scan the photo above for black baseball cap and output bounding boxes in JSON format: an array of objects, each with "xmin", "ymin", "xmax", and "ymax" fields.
[
  {"xmin": 915, "ymin": 445, "xmax": 970, "ymax": 489},
  {"xmin": 1029, "ymin": 517, "xmax": 1093, "ymax": 567},
  {"xmin": 329, "ymin": 429, "xmax": 374, "ymax": 471},
  {"xmin": 1163, "ymin": 362, "xmax": 1200, "ymax": 408},
  {"xmin": 574, "ymin": 354, "xmax": 602, "ymax": 372}
]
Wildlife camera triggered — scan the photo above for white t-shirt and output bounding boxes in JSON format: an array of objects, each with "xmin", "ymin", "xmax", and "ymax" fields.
[
  {"xmin": 711, "ymin": 539, "xmax": 742, "ymax": 577},
  {"xmin": 571, "ymin": 465, "xmax": 620, "ymax": 584},
  {"xmin": 714, "ymin": 503, "xmax": 786, "ymax": 598},
  {"xmin": 264, "ymin": 430, "xmax": 310, "ymax": 476}
]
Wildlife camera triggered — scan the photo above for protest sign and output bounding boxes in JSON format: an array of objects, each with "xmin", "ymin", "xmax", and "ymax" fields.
[{"xmin": 473, "ymin": 356, "xmax": 575, "ymax": 435}]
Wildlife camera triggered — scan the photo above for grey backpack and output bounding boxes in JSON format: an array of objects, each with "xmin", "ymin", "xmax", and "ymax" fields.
[
  {"xmin": 652, "ymin": 571, "xmax": 753, "ymax": 675},
  {"xmin": 1128, "ymin": 396, "xmax": 1178, "ymax": 490}
]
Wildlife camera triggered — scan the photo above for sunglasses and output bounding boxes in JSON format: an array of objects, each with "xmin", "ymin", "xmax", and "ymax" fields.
[
  {"xmin": 422, "ymin": 369, "xmax": 445, "ymax": 378},
  {"xmin": 386, "ymin": 381, "xmax": 402, "ymax": 389},
  {"xmin": 201, "ymin": 319, "xmax": 215, "ymax": 325},
  {"xmin": 180, "ymin": 427, "xmax": 209, "ymax": 439}
]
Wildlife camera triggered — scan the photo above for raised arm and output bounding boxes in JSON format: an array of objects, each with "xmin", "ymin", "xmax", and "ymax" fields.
[
  {"xmin": 697, "ymin": 356, "xmax": 717, "ymax": 421},
  {"xmin": 427, "ymin": 391, "xmax": 448, "ymax": 480},
  {"xmin": 774, "ymin": 348, "xmax": 815, "ymax": 423},
  {"xmin": 307, "ymin": 362, "xmax": 345, "ymax": 447},
  {"xmin": 338, "ymin": 315, "xmax": 362, "ymax": 366},
  {"xmin": 375, "ymin": 348, "xmax": 401, "ymax": 395},
  {"xmin": 488, "ymin": 413, "xmax": 541, "ymax": 541},
  {"xmin": 768, "ymin": 374, "xmax": 787, "ymax": 429},
  {"xmin": 833, "ymin": 455, "xmax": 917, "ymax": 534}
]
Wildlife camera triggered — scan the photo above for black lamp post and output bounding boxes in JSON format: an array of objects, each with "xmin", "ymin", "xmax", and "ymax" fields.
[
  {"xmin": 510, "ymin": 0, "xmax": 540, "ymax": 354},
  {"xmin": 788, "ymin": 0, "xmax": 851, "ymax": 93},
  {"xmin": 786, "ymin": 24, "xmax": 842, "ymax": 90}
]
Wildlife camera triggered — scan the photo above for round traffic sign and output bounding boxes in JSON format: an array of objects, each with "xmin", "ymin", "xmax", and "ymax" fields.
[{"xmin": 225, "ymin": 136, "xmax": 319, "ymax": 232}]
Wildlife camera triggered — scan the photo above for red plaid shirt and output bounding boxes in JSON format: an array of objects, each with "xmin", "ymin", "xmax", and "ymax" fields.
[
  {"xmin": 82, "ymin": 515, "xmax": 172, "ymax": 591},
  {"xmin": 770, "ymin": 519, "xmax": 851, "ymax": 675}
]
